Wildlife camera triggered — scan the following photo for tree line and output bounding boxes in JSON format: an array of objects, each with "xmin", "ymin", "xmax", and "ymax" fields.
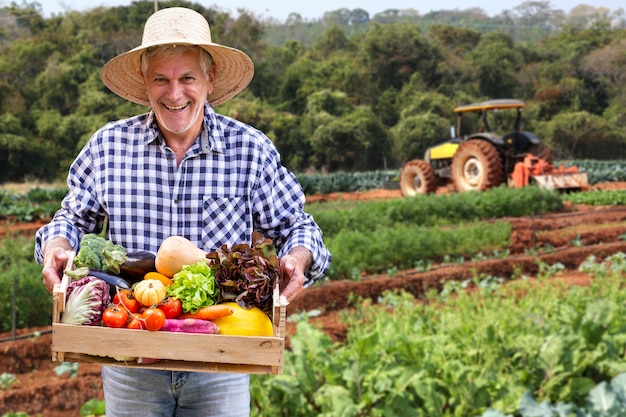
[{"xmin": 0, "ymin": 0, "xmax": 625, "ymax": 183}]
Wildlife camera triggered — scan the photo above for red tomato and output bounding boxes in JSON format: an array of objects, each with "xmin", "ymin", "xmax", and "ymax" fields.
[
  {"xmin": 158, "ymin": 297, "xmax": 183, "ymax": 319},
  {"xmin": 102, "ymin": 305, "xmax": 129, "ymax": 328},
  {"xmin": 126, "ymin": 315, "xmax": 145, "ymax": 330},
  {"xmin": 113, "ymin": 289, "xmax": 140, "ymax": 313},
  {"xmin": 143, "ymin": 307, "xmax": 166, "ymax": 331}
]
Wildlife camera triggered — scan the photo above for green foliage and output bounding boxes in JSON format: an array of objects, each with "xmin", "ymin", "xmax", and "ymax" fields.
[
  {"xmin": 309, "ymin": 105, "xmax": 392, "ymax": 171},
  {"xmin": 0, "ymin": 2, "xmax": 625, "ymax": 180},
  {"xmin": 308, "ymin": 186, "xmax": 564, "ymax": 239},
  {"xmin": 80, "ymin": 399, "xmax": 106, "ymax": 416},
  {"xmin": 297, "ymin": 170, "xmax": 397, "ymax": 194},
  {"xmin": 536, "ymin": 111, "xmax": 626, "ymax": 160},
  {"xmin": 391, "ymin": 111, "xmax": 452, "ymax": 162},
  {"xmin": 0, "ymin": 188, "xmax": 64, "ymax": 222},
  {"xmin": 568, "ymin": 159, "xmax": 626, "ymax": 183},
  {"xmin": 0, "ymin": 373, "xmax": 17, "ymax": 390},
  {"xmin": 0, "ymin": 237, "xmax": 52, "ymax": 332},
  {"xmin": 54, "ymin": 362, "xmax": 79, "ymax": 378},
  {"xmin": 565, "ymin": 189, "xmax": 626, "ymax": 206},
  {"xmin": 326, "ymin": 220, "xmax": 511, "ymax": 278},
  {"xmin": 251, "ymin": 253, "xmax": 626, "ymax": 416}
]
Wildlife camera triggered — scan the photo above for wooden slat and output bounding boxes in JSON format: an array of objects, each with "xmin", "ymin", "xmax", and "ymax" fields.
[
  {"xmin": 52, "ymin": 324, "xmax": 283, "ymax": 367},
  {"xmin": 61, "ymin": 353, "xmax": 277, "ymax": 374}
]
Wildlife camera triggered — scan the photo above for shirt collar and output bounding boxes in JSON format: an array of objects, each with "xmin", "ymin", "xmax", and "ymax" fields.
[{"xmin": 143, "ymin": 103, "xmax": 227, "ymax": 154}]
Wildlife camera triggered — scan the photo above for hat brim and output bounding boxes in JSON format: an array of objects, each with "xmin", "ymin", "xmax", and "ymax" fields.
[{"xmin": 100, "ymin": 42, "xmax": 254, "ymax": 107}]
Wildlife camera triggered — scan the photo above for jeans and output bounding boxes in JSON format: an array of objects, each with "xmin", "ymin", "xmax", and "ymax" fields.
[{"xmin": 102, "ymin": 366, "xmax": 250, "ymax": 417}]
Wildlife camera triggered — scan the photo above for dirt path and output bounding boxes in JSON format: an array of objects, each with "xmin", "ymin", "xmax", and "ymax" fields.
[{"xmin": 2, "ymin": 183, "xmax": 626, "ymax": 417}]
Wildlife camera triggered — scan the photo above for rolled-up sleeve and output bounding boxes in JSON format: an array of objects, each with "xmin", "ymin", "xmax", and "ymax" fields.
[
  {"xmin": 34, "ymin": 143, "xmax": 105, "ymax": 264},
  {"xmin": 252, "ymin": 142, "xmax": 331, "ymax": 286}
]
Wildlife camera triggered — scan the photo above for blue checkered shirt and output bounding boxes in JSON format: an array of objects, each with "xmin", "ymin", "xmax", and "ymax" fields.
[{"xmin": 35, "ymin": 104, "xmax": 331, "ymax": 285}]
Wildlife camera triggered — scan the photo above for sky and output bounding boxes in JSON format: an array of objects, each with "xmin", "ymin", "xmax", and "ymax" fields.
[{"xmin": 29, "ymin": 0, "xmax": 626, "ymax": 22}]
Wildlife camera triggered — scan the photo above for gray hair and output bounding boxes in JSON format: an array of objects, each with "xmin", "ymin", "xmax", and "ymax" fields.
[{"xmin": 140, "ymin": 44, "xmax": 214, "ymax": 79}]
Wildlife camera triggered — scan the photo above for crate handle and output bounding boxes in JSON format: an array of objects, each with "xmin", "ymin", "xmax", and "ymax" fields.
[{"xmin": 52, "ymin": 250, "xmax": 76, "ymax": 318}]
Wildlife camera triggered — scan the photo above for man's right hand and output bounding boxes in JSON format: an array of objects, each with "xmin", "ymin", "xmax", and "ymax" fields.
[{"xmin": 42, "ymin": 238, "xmax": 73, "ymax": 294}]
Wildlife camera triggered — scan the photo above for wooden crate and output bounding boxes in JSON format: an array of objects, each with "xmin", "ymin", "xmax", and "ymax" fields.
[{"xmin": 51, "ymin": 252, "xmax": 287, "ymax": 375}]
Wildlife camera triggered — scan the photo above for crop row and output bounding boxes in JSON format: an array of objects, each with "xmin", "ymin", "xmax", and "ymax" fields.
[{"xmin": 308, "ymin": 185, "xmax": 626, "ymax": 279}]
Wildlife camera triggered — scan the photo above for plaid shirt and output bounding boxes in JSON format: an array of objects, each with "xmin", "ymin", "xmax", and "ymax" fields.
[{"xmin": 35, "ymin": 104, "xmax": 331, "ymax": 285}]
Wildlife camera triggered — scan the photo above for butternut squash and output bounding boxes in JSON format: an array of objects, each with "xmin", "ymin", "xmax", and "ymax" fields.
[
  {"xmin": 211, "ymin": 302, "xmax": 274, "ymax": 336},
  {"xmin": 155, "ymin": 236, "xmax": 208, "ymax": 277}
]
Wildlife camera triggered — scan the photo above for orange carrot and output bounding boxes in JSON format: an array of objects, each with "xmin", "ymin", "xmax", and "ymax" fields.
[{"xmin": 179, "ymin": 304, "xmax": 234, "ymax": 321}]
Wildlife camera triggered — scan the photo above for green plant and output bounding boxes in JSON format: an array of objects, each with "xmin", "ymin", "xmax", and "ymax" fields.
[
  {"xmin": 0, "ymin": 237, "xmax": 53, "ymax": 332},
  {"xmin": 80, "ymin": 398, "xmax": 106, "ymax": 416},
  {"xmin": 0, "ymin": 373, "xmax": 17, "ymax": 390},
  {"xmin": 570, "ymin": 234, "xmax": 584, "ymax": 247},
  {"xmin": 479, "ymin": 374, "xmax": 626, "ymax": 416},
  {"xmin": 535, "ymin": 259, "xmax": 565, "ymax": 280},
  {"xmin": 54, "ymin": 362, "xmax": 79, "ymax": 378}
]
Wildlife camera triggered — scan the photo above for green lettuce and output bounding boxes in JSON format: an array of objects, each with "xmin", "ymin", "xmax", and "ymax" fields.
[{"xmin": 166, "ymin": 261, "xmax": 219, "ymax": 313}]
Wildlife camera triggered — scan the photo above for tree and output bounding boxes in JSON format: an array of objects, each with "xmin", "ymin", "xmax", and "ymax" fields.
[
  {"xmin": 359, "ymin": 23, "xmax": 441, "ymax": 95},
  {"xmin": 391, "ymin": 112, "xmax": 451, "ymax": 163},
  {"xmin": 312, "ymin": 26, "xmax": 356, "ymax": 58},
  {"xmin": 468, "ymin": 32, "xmax": 521, "ymax": 98},
  {"xmin": 535, "ymin": 111, "xmax": 626, "ymax": 159},
  {"xmin": 581, "ymin": 38, "xmax": 626, "ymax": 99},
  {"xmin": 306, "ymin": 92, "xmax": 391, "ymax": 171}
]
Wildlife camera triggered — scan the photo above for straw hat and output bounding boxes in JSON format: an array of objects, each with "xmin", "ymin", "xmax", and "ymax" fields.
[{"xmin": 100, "ymin": 7, "xmax": 254, "ymax": 107}]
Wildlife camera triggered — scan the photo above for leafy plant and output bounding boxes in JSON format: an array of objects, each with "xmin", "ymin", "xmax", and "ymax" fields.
[
  {"xmin": 0, "ymin": 237, "xmax": 53, "ymax": 332},
  {"xmin": 80, "ymin": 399, "xmax": 106, "ymax": 417},
  {"xmin": 484, "ymin": 373, "xmax": 626, "ymax": 417},
  {"xmin": 54, "ymin": 362, "xmax": 79, "ymax": 378},
  {"xmin": 0, "ymin": 373, "xmax": 17, "ymax": 390},
  {"xmin": 570, "ymin": 234, "xmax": 584, "ymax": 247}
]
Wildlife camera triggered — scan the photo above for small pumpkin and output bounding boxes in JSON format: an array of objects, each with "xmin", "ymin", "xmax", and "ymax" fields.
[
  {"xmin": 133, "ymin": 279, "xmax": 167, "ymax": 307},
  {"xmin": 211, "ymin": 302, "xmax": 274, "ymax": 336}
]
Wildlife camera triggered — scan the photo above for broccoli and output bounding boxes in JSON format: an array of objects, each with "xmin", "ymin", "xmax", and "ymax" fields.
[{"xmin": 74, "ymin": 233, "xmax": 128, "ymax": 274}]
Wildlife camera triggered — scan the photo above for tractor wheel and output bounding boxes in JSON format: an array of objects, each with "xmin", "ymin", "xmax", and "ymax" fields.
[
  {"xmin": 399, "ymin": 159, "xmax": 438, "ymax": 196},
  {"xmin": 526, "ymin": 143, "xmax": 553, "ymax": 164},
  {"xmin": 451, "ymin": 140, "xmax": 504, "ymax": 193}
]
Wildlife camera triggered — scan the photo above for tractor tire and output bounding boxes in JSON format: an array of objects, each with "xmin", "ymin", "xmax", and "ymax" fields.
[
  {"xmin": 451, "ymin": 140, "xmax": 504, "ymax": 193},
  {"xmin": 399, "ymin": 159, "xmax": 438, "ymax": 196},
  {"xmin": 526, "ymin": 143, "xmax": 553, "ymax": 164}
]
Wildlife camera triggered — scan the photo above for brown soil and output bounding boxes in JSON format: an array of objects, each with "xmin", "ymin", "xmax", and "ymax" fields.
[{"xmin": 2, "ymin": 182, "xmax": 626, "ymax": 417}]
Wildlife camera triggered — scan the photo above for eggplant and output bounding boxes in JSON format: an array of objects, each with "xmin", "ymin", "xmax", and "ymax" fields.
[
  {"xmin": 86, "ymin": 269, "xmax": 131, "ymax": 289},
  {"xmin": 119, "ymin": 250, "xmax": 157, "ymax": 284},
  {"xmin": 84, "ymin": 269, "xmax": 131, "ymax": 299}
]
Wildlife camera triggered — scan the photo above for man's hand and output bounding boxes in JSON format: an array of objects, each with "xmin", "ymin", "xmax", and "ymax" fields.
[
  {"xmin": 42, "ymin": 237, "xmax": 73, "ymax": 294},
  {"xmin": 279, "ymin": 246, "xmax": 312, "ymax": 302}
]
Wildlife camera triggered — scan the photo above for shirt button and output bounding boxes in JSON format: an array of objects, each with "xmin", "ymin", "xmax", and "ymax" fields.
[{"xmin": 174, "ymin": 199, "xmax": 179, "ymax": 205}]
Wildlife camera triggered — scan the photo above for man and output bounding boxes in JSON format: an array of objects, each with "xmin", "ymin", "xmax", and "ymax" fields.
[{"xmin": 35, "ymin": 7, "xmax": 331, "ymax": 417}]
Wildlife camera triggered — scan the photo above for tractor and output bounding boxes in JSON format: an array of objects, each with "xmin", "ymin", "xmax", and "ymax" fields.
[{"xmin": 398, "ymin": 99, "xmax": 588, "ymax": 196}]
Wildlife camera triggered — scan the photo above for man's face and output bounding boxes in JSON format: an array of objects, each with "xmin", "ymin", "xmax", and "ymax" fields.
[{"xmin": 144, "ymin": 49, "xmax": 214, "ymax": 141}]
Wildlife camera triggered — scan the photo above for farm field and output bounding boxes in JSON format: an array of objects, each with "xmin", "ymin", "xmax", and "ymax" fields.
[{"xmin": 1, "ymin": 182, "xmax": 626, "ymax": 417}]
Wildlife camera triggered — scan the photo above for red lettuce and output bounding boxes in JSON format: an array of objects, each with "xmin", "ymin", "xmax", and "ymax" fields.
[{"xmin": 206, "ymin": 232, "xmax": 282, "ymax": 316}]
